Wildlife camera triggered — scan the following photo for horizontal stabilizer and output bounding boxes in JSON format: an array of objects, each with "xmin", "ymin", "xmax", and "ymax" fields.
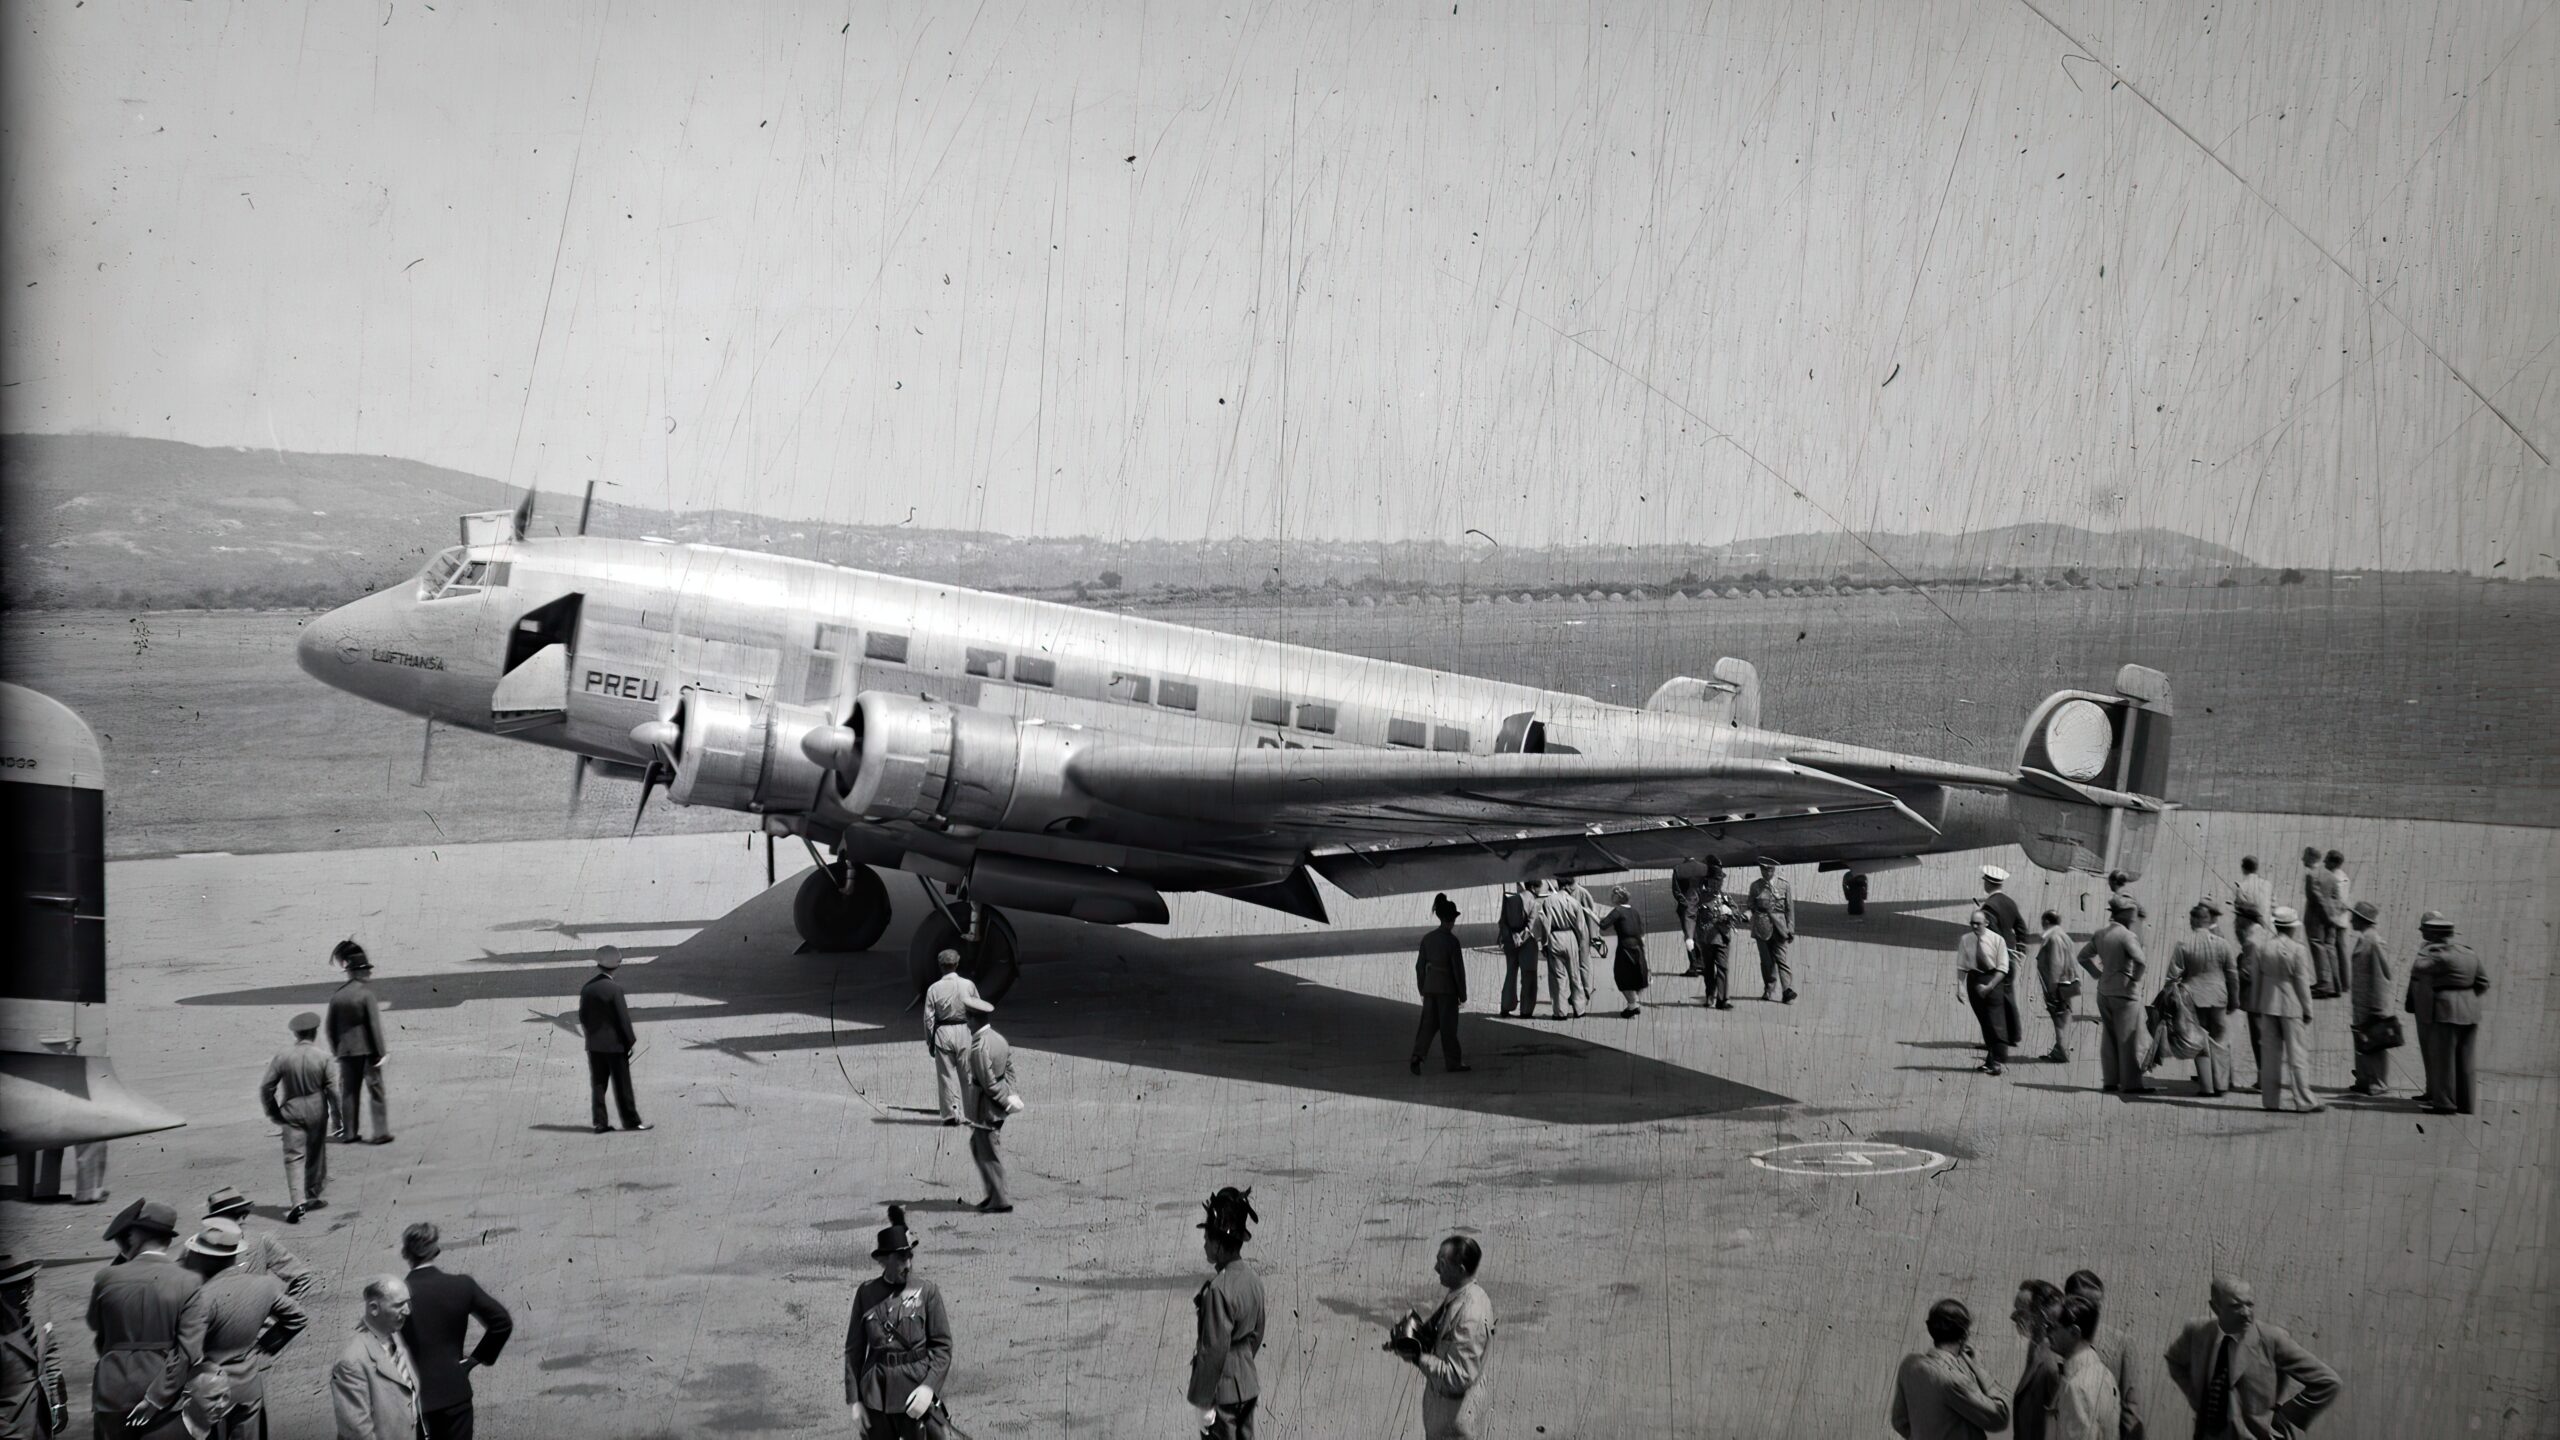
[{"xmin": 0, "ymin": 1051, "xmax": 186, "ymax": 1153}]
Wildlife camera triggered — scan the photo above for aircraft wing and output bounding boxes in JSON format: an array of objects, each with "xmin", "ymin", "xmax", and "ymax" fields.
[{"xmin": 1067, "ymin": 745, "xmax": 1904, "ymax": 836}]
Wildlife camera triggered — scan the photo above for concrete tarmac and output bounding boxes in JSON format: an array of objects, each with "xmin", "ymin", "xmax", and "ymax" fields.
[{"xmin": 4, "ymin": 811, "xmax": 2548, "ymax": 1437}]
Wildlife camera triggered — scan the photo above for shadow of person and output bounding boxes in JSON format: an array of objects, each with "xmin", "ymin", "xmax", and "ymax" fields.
[{"xmin": 182, "ymin": 875, "xmax": 1791, "ymax": 1125}]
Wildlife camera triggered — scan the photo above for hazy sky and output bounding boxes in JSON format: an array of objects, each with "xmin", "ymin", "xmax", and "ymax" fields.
[{"xmin": 6, "ymin": 0, "xmax": 2553, "ymax": 570}]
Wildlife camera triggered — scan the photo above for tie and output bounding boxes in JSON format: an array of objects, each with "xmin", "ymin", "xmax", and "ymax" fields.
[{"xmin": 2202, "ymin": 1333, "xmax": 2235, "ymax": 1433}]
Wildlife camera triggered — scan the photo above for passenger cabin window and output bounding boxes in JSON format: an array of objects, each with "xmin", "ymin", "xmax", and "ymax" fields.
[
  {"xmin": 966, "ymin": 648, "xmax": 1007, "ymax": 679},
  {"xmin": 1249, "ymin": 696, "xmax": 1288, "ymax": 726},
  {"xmin": 1108, "ymin": 673, "xmax": 1151, "ymax": 705},
  {"xmin": 1431, "ymin": 725, "xmax": 1470, "ymax": 753},
  {"xmin": 817, "ymin": 622, "xmax": 860, "ymax": 652},
  {"xmin": 1294, "ymin": 703, "xmax": 1337, "ymax": 734},
  {"xmin": 1158, "ymin": 680, "xmax": 1200, "ymax": 712},
  {"xmin": 1015, "ymin": 656, "xmax": 1057, "ymax": 688},
  {"xmin": 865, "ymin": 633, "xmax": 909, "ymax": 664},
  {"xmin": 1387, "ymin": 718, "xmax": 1427, "ymax": 749}
]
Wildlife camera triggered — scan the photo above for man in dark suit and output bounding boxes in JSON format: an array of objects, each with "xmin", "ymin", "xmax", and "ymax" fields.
[
  {"xmin": 398, "ymin": 1223, "xmax": 513, "ymax": 1440},
  {"xmin": 577, "ymin": 945, "xmax": 650, "ymax": 1134},
  {"xmin": 1409, "ymin": 894, "xmax": 1471, "ymax": 1075},
  {"xmin": 2162, "ymin": 1275, "xmax": 2337, "ymax": 1439},
  {"xmin": 86, "ymin": 1202, "xmax": 199, "ymax": 1439},
  {"xmin": 171, "ymin": 1219, "xmax": 306, "ymax": 1440},
  {"xmin": 325, "ymin": 940, "xmax": 393, "ymax": 1145},
  {"xmin": 2410, "ymin": 910, "xmax": 2488, "ymax": 1115},
  {"xmin": 1978, "ymin": 867, "xmax": 2031, "ymax": 1058}
]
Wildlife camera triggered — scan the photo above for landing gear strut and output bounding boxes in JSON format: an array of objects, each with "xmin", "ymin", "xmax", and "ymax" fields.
[
  {"xmin": 793, "ymin": 862, "xmax": 893, "ymax": 952},
  {"xmin": 906, "ymin": 892, "xmax": 1020, "ymax": 1003}
]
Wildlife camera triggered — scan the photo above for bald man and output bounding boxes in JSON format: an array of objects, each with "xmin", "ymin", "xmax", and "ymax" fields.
[{"xmin": 2163, "ymin": 1276, "xmax": 2336, "ymax": 1439}]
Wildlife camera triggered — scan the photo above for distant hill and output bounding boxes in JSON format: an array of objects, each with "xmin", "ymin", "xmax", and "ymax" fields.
[{"xmin": 4, "ymin": 433, "xmax": 2263, "ymax": 609}]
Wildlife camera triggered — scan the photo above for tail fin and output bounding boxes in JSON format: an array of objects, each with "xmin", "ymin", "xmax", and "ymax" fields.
[{"xmin": 2009, "ymin": 665, "xmax": 2173, "ymax": 879}]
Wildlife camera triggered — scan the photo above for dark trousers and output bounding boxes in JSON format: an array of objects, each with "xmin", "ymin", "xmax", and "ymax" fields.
[
  {"xmin": 2098, "ymin": 996, "xmax": 2147, "ymax": 1091},
  {"xmin": 1756, "ymin": 934, "xmax": 1794, "ymax": 995},
  {"xmin": 335, "ymin": 1054, "xmax": 388, "ymax": 1138},
  {"xmin": 2191, "ymin": 1006, "xmax": 2234, "ymax": 1095},
  {"xmin": 1208, "ymin": 1397, "xmax": 1259, "ymax": 1439},
  {"xmin": 1411, "ymin": 996, "xmax": 1463, "ymax": 1069},
  {"xmin": 424, "ymin": 1401, "xmax": 475, "ymax": 1440},
  {"xmin": 281, "ymin": 1116, "xmax": 328, "ymax": 1204},
  {"xmin": 587, "ymin": 1050, "xmax": 641, "ymax": 1129},
  {"xmin": 2414, "ymin": 1017, "xmax": 2445, "ymax": 1102},
  {"xmin": 858, "ymin": 1407, "xmax": 930, "ymax": 1438},
  {"xmin": 1968, "ymin": 984, "xmax": 2009, "ymax": 1064},
  {"xmin": 1701, "ymin": 942, "xmax": 1729, "ymax": 1005},
  {"xmin": 1499, "ymin": 937, "xmax": 1537, "ymax": 1015},
  {"xmin": 971, "ymin": 1122, "xmax": 1010, "ymax": 1206},
  {"xmin": 2425, "ymin": 1021, "xmax": 2477, "ymax": 1113}
]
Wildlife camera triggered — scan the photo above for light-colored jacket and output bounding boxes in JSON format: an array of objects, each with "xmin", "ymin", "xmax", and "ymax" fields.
[
  {"xmin": 1415, "ymin": 1281, "xmax": 1496, "ymax": 1439},
  {"xmin": 2240, "ymin": 935, "xmax": 2314, "ymax": 1019},
  {"xmin": 331, "ymin": 1327, "xmax": 421, "ymax": 1440}
]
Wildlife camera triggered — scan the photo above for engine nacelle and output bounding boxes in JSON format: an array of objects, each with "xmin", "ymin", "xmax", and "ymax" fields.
[
  {"xmin": 660, "ymin": 691, "xmax": 837, "ymax": 814},
  {"xmin": 838, "ymin": 692, "xmax": 1027, "ymax": 830}
]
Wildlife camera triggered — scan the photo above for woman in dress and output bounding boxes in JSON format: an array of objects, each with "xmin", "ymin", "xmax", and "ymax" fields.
[
  {"xmin": 1601, "ymin": 885, "xmax": 1651, "ymax": 1018},
  {"xmin": 844, "ymin": 1205, "xmax": 953, "ymax": 1439},
  {"xmin": 1958, "ymin": 909, "xmax": 2013, "ymax": 1074}
]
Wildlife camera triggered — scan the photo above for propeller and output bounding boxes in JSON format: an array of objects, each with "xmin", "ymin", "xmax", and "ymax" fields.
[
  {"xmin": 509, "ymin": 487, "xmax": 536, "ymax": 541},
  {"xmin": 626, "ymin": 707, "xmax": 683, "ymax": 837},
  {"xmin": 576, "ymin": 480, "xmax": 596, "ymax": 537},
  {"xmin": 568, "ymin": 755, "xmax": 588, "ymax": 814}
]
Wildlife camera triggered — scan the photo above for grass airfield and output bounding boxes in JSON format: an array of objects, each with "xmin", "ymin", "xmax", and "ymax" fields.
[{"xmin": 3, "ymin": 810, "xmax": 2548, "ymax": 1438}]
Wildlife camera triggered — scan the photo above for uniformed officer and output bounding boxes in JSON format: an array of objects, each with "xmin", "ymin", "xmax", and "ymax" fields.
[
  {"xmin": 201, "ymin": 1189, "xmax": 312, "ymax": 1298},
  {"xmin": 86, "ymin": 1200, "xmax": 197, "ymax": 1439},
  {"xmin": 1189, "ymin": 1187, "xmax": 1266, "ymax": 1439},
  {"xmin": 920, "ymin": 949, "xmax": 983, "ymax": 1126},
  {"xmin": 844, "ymin": 1206, "xmax": 953, "ymax": 1439},
  {"xmin": 1977, "ymin": 867, "xmax": 2031, "ymax": 1052},
  {"xmin": 1747, "ymin": 857, "xmax": 1798, "ymax": 1003},
  {"xmin": 1410, "ymin": 894, "xmax": 1471, "ymax": 1073},
  {"xmin": 578, "ymin": 946, "xmax": 650, "ymax": 1134},
  {"xmin": 324, "ymin": 941, "xmax": 392, "ymax": 1145},
  {"xmin": 1696, "ymin": 890, "xmax": 1736, "ymax": 1010},
  {"xmin": 2076, "ymin": 894, "xmax": 2151, "ymax": 1096},
  {"xmin": 963, "ymin": 999, "xmax": 1021, "ymax": 1213},
  {"xmin": 1495, "ymin": 885, "xmax": 1537, "ymax": 1017},
  {"xmin": 0, "ymin": 1253, "xmax": 66, "ymax": 1440},
  {"xmin": 256, "ymin": 1013, "xmax": 335, "ymax": 1222},
  {"xmin": 2409, "ymin": 910, "xmax": 2488, "ymax": 1115}
]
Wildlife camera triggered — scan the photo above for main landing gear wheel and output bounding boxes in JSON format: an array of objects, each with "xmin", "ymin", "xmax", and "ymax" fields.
[
  {"xmin": 905, "ymin": 904, "xmax": 1021, "ymax": 1003},
  {"xmin": 793, "ymin": 863, "xmax": 892, "ymax": 953}
]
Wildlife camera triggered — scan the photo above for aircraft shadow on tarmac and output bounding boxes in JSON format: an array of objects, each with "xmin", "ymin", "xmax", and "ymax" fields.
[{"xmin": 180, "ymin": 877, "xmax": 1801, "ymax": 1125}]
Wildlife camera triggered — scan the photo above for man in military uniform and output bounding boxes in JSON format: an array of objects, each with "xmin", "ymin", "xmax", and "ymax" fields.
[
  {"xmin": 1747, "ymin": 857, "xmax": 1797, "ymax": 1004},
  {"xmin": 844, "ymin": 1207, "xmax": 952, "ymax": 1438},
  {"xmin": 920, "ymin": 949, "xmax": 982, "ymax": 1126},
  {"xmin": 577, "ymin": 946, "xmax": 650, "ymax": 1134},
  {"xmin": 1409, "ymin": 895, "xmax": 1471, "ymax": 1075},
  {"xmin": 0, "ymin": 1254, "xmax": 66, "ymax": 1440},
  {"xmin": 325, "ymin": 941, "xmax": 392, "ymax": 1145},
  {"xmin": 2076, "ymin": 894, "xmax": 2151, "ymax": 1096},
  {"xmin": 2409, "ymin": 910, "xmax": 2487, "ymax": 1115},
  {"xmin": 256, "ymin": 1011, "xmax": 336, "ymax": 1223},
  {"xmin": 172, "ymin": 1218, "xmax": 308, "ymax": 1440},
  {"xmin": 201, "ymin": 1190, "xmax": 310, "ymax": 1298},
  {"xmin": 85, "ymin": 1201, "xmax": 197, "ymax": 1439},
  {"xmin": 1977, "ymin": 867, "xmax": 2031, "ymax": 1055},
  {"xmin": 963, "ymin": 999, "xmax": 1020, "ymax": 1213},
  {"xmin": 1189, "ymin": 1188, "xmax": 1266, "ymax": 1440}
]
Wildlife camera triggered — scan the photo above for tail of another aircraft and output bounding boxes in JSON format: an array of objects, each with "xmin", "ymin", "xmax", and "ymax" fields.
[{"xmin": 2008, "ymin": 665, "xmax": 2173, "ymax": 879}]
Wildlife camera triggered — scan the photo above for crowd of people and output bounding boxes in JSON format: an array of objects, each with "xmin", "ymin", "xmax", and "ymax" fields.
[
  {"xmin": 1944, "ymin": 850, "xmax": 2492, "ymax": 1113},
  {"xmin": 1893, "ymin": 1271, "xmax": 2338, "ymax": 1440}
]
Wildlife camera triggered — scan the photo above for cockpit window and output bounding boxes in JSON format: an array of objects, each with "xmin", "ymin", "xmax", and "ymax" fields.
[{"xmin": 416, "ymin": 547, "xmax": 500, "ymax": 601}]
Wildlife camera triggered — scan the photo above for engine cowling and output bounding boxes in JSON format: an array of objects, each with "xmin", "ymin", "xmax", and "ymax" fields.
[
  {"xmin": 827, "ymin": 692, "xmax": 1026, "ymax": 830},
  {"xmin": 639, "ymin": 690, "xmax": 837, "ymax": 815}
]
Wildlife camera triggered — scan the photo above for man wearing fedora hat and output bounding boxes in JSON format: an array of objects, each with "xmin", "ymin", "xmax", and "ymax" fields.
[
  {"xmin": 844, "ymin": 1206, "xmax": 953, "ymax": 1438},
  {"xmin": 324, "ymin": 941, "xmax": 392, "ymax": 1146},
  {"xmin": 2343, "ymin": 900, "xmax": 2397, "ymax": 1096},
  {"xmin": 2076, "ymin": 894, "xmax": 2151, "ymax": 1096},
  {"xmin": 2241, "ymin": 908, "xmax": 2319, "ymax": 1113},
  {"xmin": 86, "ymin": 1201, "xmax": 198, "ymax": 1439},
  {"xmin": 172, "ymin": 1219, "xmax": 307, "ymax": 1440},
  {"xmin": 0, "ymin": 1253, "xmax": 67, "ymax": 1439},
  {"xmin": 200, "ymin": 1191, "xmax": 309, "ymax": 1301},
  {"xmin": 2408, "ymin": 910, "xmax": 2488, "ymax": 1115},
  {"xmin": 1410, "ymin": 895, "xmax": 1472, "ymax": 1074},
  {"xmin": 577, "ymin": 945, "xmax": 651, "ymax": 1134},
  {"xmin": 1746, "ymin": 857, "xmax": 1797, "ymax": 1004},
  {"xmin": 963, "ymin": 998, "xmax": 1021, "ymax": 1213},
  {"xmin": 1189, "ymin": 1187, "xmax": 1266, "ymax": 1439},
  {"xmin": 257, "ymin": 1011, "xmax": 336, "ymax": 1223}
]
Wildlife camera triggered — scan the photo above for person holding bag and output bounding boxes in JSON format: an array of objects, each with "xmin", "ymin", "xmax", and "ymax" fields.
[{"xmin": 2343, "ymin": 900, "xmax": 2400, "ymax": 1096}]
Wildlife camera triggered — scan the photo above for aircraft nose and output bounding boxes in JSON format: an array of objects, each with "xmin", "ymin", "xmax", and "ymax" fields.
[{"xmin": 297, "ymin": 606, "xmax": 362, "ymax": 683}]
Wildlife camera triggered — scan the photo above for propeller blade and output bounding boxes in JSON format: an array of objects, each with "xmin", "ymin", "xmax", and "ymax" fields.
[
  {"xmin": 510, "ymin": 488, "xmax": 536, "ymax": 540},
  {"xmin": 629, "ymin": 764, "xmax": 663, "ymax": 838},
  {"xmin": 576, "ymin": 480, "xmax": 596, "ymax": 537},
  {"xmin": 568, "ymin": 756, "xmax": 587, "ymax": 814},
  {"xmin": 412, "ymin": 718, "xmax": 435, "ymax": 787},
  {"xmin": 765, "ymin": 833, "xmax": 776, "ymax": 886}
]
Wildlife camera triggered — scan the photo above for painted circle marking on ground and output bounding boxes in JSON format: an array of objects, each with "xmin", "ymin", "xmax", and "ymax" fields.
[{"xmin": 1750, "ymin": 1141, "xmax": 1950, "ymax": 1176}]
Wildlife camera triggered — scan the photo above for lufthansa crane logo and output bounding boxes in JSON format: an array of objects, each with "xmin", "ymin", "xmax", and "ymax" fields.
[{"xmin": 1749, "ymin": 1141, "xmax": 1950, "ymax": 1176}]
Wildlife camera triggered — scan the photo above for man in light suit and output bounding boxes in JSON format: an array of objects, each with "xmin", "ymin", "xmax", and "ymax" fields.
[
  {"xmin": 2307, "ymin": 851, "xmax": 2351, "ymax": 998},
  {"xmin": 1747, "ymin": 858, "xmax": 1798, "ymax": 1004},
  {"xmin": 330, "ymin": 1277, "xmax": 420, "ymax": 1440},
  {"xmin": 1890, "ymin": 1298, "xmax": 2010, "ymax": 1440},
  {"xmin": 1560, "ymin": 877, "xmax": 1604, "ymax": 1011},
  {"xmin": 920, "ymin": 949, "xmax": 983, "ymax": 1125},
  {"xmin": 2242, "ymin": 909, "xmax": 2320, "ymax": 1113},
  {"xmin": 1392, "ymin": 1237, "xmax": 1496, "ymax": 1440},
  {"xmin": 2163, "ymin": 1275, "xmax": 2337, "ymax": 1439},
  {"xmin": 1534, "ymin": 881, "xmax": 1587, "ymax": 1019}
]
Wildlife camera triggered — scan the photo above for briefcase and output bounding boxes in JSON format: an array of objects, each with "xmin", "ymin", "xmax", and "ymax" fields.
[{"xmin": 2353, "ymin": 1016, "xmax": 2404, "ymax": 1054}]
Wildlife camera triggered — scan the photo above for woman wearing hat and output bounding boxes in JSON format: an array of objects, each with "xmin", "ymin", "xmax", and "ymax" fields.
[
  {"xmin": 1188, "ymin": 1188, "xmax": 1266, "ymax": 1438},
  {"xmin": 1598, "ymin": 886, "xmax": 1651, "ymax": 1018},
  {"xmin": 844, "ymin": 1206, "xmax": 952, "ymax": 1438}
]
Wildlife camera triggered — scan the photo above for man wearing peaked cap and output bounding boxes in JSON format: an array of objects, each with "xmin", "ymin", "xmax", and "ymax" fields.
[
  {"xmin": 2408, "ymin": 909, "xmax": 2488, "ymax": 1115},
  {"xmin": 1976, "ymin": 867, "xmax": 2030, "ymax": 1057},
  {"xmin": 963, "ymin": 998, "xmax": 1020, "ymax": 1214},
  {"xmin": 204, "ymin": 1187, "xmax": 311, "ymax": 1299},
  {"xmin": 2242, "ymin": 907, "xmax": 2319, "ymax": 1112},
  {"xmin": 2077, "ymin": 893, "xmax": 2151, "ymax": 1096},
  {"xmin": 325, "ymin": 941, "xmax": 393, "ymax": 1146},
  {"xmin": 85, "ymin": 1200, "xmax": 197, "ymax": 1437},
  {"xmin": 578, "ymin": 946, "xmax": 651, "ymax": 1135},
  {"xmin": 259, "ymin": 1012, "xmax": 336, "ymax": 1224},
  {"xmin": 1409, "ymin": 894, "xmax": 1471, "ymax": 1076}
]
